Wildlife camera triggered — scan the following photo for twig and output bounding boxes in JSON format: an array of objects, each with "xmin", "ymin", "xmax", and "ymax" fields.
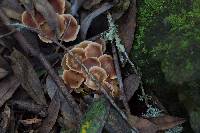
[
  {"xmin": 112, "ymin": 43, "xmax": 131, "ymax": 114},
  {"xmin": 0, "ymin": 10, "xmax": 82, "ymax": 121},
  {"xmin": 0, "ymin": 30, "xmax": 15, "ymax": 39}
]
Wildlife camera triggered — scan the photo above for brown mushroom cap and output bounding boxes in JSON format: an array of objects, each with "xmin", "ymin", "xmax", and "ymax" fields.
[
  {"xmin": 59, "ymin": 14, "xmax": 80, "ymax": 42},
  {"xmin": 62, "ymin": 70, "xmax": 84, "ymax": 89},
  {"xmin": 21, "ymin": 11, "xmax": 45, "ymax": 28},
  {"xmin": 38, "ymin": 14, "xmax": 64, "ymax": 43},
  {"xmin": 38, "ymin": 22, "xmax": 54, "ymax": 43},
  {"xmin": 85, "ymin": 42, "xmax": 103, "ymax": 58},
  {"xmin": 104, "ymin": 79, "xmax": 120, "ymax": 97},
  {"xmin": 83, "ymin": 57, "xmax": 101, "ymax": 70},
  {"xmin": 99, "ymin": 54, "xmax": 117, "ymax": 79},
  {"xmin": 75, "ymin": 41, "xmax": 93, "ymax": 49},
  {"xmin": 48, "ymin": 0, "xmax": 65, "ymax": 14},
  {"xmin": 66, "ymin": 48, "xmax": 86, "ymax": 72},
  {"xmin": 84, "ymin": 66, "xmax": 107, "ymax": 90}
]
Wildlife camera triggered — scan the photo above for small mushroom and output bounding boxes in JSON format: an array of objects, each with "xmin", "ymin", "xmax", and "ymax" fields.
[
  {"xmin": 84, "ymin": 66, "xmax": 107, "ymax": 90},
  {"xmin": 48, "ymin": 0, "xmax": 65, "ymax": 14},
  {"xmin": 62, "ymin": 70, "xmax": 84, "ymax": 89},
  {"xmin": 21, "ymin": 11, "xmax": 45, "ymax": 28},
  {"xmin": 66, "ymin": 48, "xmax": 86, "ymax": 72},
  {"xmin": 38, "ymin": 14, "xmax": 64, "ymax": 43},
  {"xmin": 104, "ymin": 79, "xmax": 120, "ymax": 97},
  {"xmin": 83, "ymin": 57, "xmax": 101, "ymax": 70},
  {"xmin": 38, "ymin": 22, "xmax": 54, "ymax": 43},
  {"xmin": 59, "ymin": 14, "xmax": 80, "ymax": 42},
  {"xmin": 85, "ymin": 42, "xmax": 103, "ymax": 58},
  {"xmin": 99, "ymin": 54, "xmax": 117, "ymax": 79},
  {"xmin": 75, "ymin": 41, "xmax": 93, "ymax": 49}
]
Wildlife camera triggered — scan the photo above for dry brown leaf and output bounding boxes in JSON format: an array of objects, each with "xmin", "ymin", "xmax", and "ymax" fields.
[
  {"xmin": 1, "ymin": 0, "xmax": 24, "ymax": 20},
  {"xmin": 118, "ymin": 0, "xmax": 137, "ymax": 53},
  {"xmin": 19, "ymin": 118, "xmax": 42, "ymax": 125},
  {"xmin": 124, "ymin": 74, "xmax": 140, "ymax": 101},
  {"xmin": 0, "ymin": 76, "xmax": 20, "ymax": 108},
  {"xmin": 83, "ymin": 0, "xmax": 103, "ymax": 10},
  {"xmin": 11, "ymin": 49, "xmax": 47, "ymax": 105},
  {"xmin": 38, "ymin": 91, "xmax": 60, "ymax": 133},
  {"xmin": 80, "ymin": 2, "xmax": 114, "ymax": 39},
  {"xmin": 0, "ymin": 68, "xmax": 8, "ymax": 80},
  {"xmin": 149, "ymin": 115, "xmax": 185, "ymax": 131},
  {"xmin": 46, "ymin": 76, "xmax": 78, "ymax": 128},
  {"xmin": 134, "ymin": 117, "xmax": 158, "ymax": 133}
]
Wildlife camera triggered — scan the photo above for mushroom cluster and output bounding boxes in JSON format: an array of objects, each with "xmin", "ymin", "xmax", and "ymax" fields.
[
  {"xmin": 21, "ymin": 0, "xmax": 79, "ymax": 43},
  {"xmin": 62, "ymin": 41, "xmax": 120, "ymax": 97}
]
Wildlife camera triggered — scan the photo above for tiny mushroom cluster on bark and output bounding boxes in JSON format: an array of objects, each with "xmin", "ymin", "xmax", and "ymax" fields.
[
  {"xmin": 62, "ymin": 41, "xmax": 120, "ymax": 97},
  {"xmin": 21, "ymin": 0, "xmax": 79, "ymax": 43}
]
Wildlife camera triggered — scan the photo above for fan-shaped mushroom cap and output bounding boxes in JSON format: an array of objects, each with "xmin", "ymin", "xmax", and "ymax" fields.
[
  {"xmin": 21, "ymin": 11, "xmax": 45, "ymax": 28},
  {"xmin": 62, "ymin": 70, "xmax": 84, "ymax": 89},
  {"xmin": 48, "ymin": 0, "xmax": 65, "ymax": 14},
  {"xmin": 38, "ymin": 22, "xmax": 54, "ymax": 43},
  {"xmin": 95, "ymin": 38, "xmax": 107, "ymax": 52},
  {"xmin": 99, "ymin": 54, "xmax": 117, "ymax": 79},
  {"xmin": 59, "ymin": 14, "xmax": 80, "ymax": 42},
  {"xmin": 38, "ymin": 14, "xmax": 64, "ymax": 43},
  {"xmin": 85, "ymin": 42, "xmax": 103, "ymax": 58},
  {"xmin": 66, "ymin": 48, "xmax": 86, "ymax": 72},
  {"xmin": 84, "ymin": 66, "xmax": 107, "ymax": 90},
  {"xmin": 83, "ymin": 57, "xmax": 100, "ymax": 70},
  {"xmin": 104, "ymin": 79, "xmax": 120, "ymax": 97},
  {"xmin": 75, "ymin": 41, "xmax": 93, "ymax": 49}
]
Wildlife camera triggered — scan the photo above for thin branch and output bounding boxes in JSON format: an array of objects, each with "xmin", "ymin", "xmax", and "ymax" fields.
[
  {"xmin": 112, "ymin": 43, "xmax": 131, "ymax": 114},
  {"xmin": 0, "ymin": 30, "xmax": 15, "ymax": 39},
  {"xmin": 0, "ymin": 10, "xmax": 82, "ymax": 121}
]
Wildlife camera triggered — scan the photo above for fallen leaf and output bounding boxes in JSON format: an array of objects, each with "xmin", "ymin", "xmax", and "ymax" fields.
[
  {"xmin": 10, "ymin": 100, "xmax": 47, "ymax": 117},
  {"xmin": 118, "ymin": 0, "xmax": 137, "ymax": 53},
  {"xmin": 124, "ymin": 74, "xmax": 140, "ymax": 101},
  {"xmin": 38, "ymin": 91, "xmax": 60, "ymax": 133},
  {"xmin": 46, "ymin": 75, "xmax": 78, "ymax": 128},
  {"xmin": 0, "ymin": 105, "xmax": 11, "ymax": 133},
  {"xmin": 0, "ymin": 76, "xmax": 20, "ymax": 108},
  {"xmin": 149, "ymin": 115, "xmax": 185, "ymax": 130},
  {"xmin": 0, "ymin": 68, "xmax": 8, "ymax": 80},
  {"xmin": 105, "ymin": 107, "xmax": 138, "ymax": 133},
  {"xmin": 83, "ymin": 0, "xmax": 103, "ymax": 10},
  {"xmin": 71, "ymin": 0, "xmax": 85, "ymax": 16},
  {"xmin": 79, "ymin": 97, "xmax": 110, "ymax": 133},
  {"xmin": 33, "ymin": 0, "xmax": 60, "ymax": 36},
  {"xmin": 134, "ymin": 117, "xmax": 158, "ymax": 133},
  {"xmin": 0, "ymin": 55, "xmax": 11, "ymax": 71},
  {"xmin": 1, "ymin": 0, "xmax": 24, "ymax": 20},
  {"xmin": 10, "ymin": 49, "xmax": 47, "ymax": 105},
  {"xmin": 80, "ymin": 2, "xmax": 114, "ymax": 39},
  {"xmin": 19, "ymin": 118, "xmax": 42, "ymax": 125}
]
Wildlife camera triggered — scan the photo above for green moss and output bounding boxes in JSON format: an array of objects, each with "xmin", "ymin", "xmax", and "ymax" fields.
[{"xmin": 132, "ymin": 0, "xmax": 200, "ymax": 84}]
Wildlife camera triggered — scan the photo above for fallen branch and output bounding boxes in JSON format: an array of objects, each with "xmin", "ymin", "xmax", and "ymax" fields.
[{"xmin": 112, "ymin": 43, "xmax": 131, "ymax": 114}]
